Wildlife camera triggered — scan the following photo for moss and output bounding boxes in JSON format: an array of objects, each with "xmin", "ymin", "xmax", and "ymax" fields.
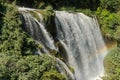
[
  {"xmin": 28, "ymin": 10, "xmax": 40, "ymax": 21},
  {"xmin": 68, "ymin": 66, "xmax": 74, "ymax": 74},
  {"xmin": 38, "ymin": 6, "xmax": 54, "ymax": 23}
]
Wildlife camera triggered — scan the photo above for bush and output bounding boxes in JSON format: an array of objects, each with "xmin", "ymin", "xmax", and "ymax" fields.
[
  {"xmin": 103, "ymin": 47, "xmax": 120, "ymax": 80},
  {"xmin": 96, "ymin": 8, "xmax": 120, "ymax": 39},
  {"xmin": 41, "ymin": 70, "xmax": 66, "ymax": 80},
  {"xmin": 114, "ymin": 11, "xmax": 120, "ymax": 40},
  {"xmin": 0, "ymin": 2, "xmax": 41, "ymax": 56},
  {"xmin": 0, "ymin": 55, "xmax": 66, "ymax": 80}
]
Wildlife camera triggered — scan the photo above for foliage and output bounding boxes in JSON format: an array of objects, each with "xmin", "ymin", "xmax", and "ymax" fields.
[
  {"xmin": 0, "ymin": 2, "xmax": 41, "ymax": 56},
  {"xmin": 0, "ymin": 2, "xmax": 66, "ymax": 80},
  {"xmin": 0, "ymin": 2, "xmax": 23, "ymax": 55},
  {"xmin": 0, "ymin": 0, "xmax": 6, "ymax": 33},
  {"xmin": 103, "ymin": 47, "xmax": 120, "ymax": 80},
  {"xmin": 41, "ymin": 70, "xmax": 66, "ymax": 80},
  {"xmin": 40, "ymin": 5, "xmax": 54, "ymax": 23},
  {"xmin": 28, "ymin": 5, "xmax": 54, "ymax": 24},
  {"xmin": 76, "ymin": 9, "xmax": 94, "ymax": 16},
  {"xmin": 35, "ymin": 0, "xmax": 100, "ymax": 10},
  {"xmin": 96, "ymin": 8, "xmax": 120, "ymax": 39},
  {"xmin": 100, "ymin": 0, "xmax": 120, "ymax": 12},
  {"xmin": 114, "ymin": 26, "xmax": 120, "ymax": 40},
  {"xmin": 6, "ymin": 0, "xmax": 100, "ymax": 10},
  {"xmin": 0, "ymin": 54, "xmax": 66, "ymax": 80},
  {"xmin": 114, "ymin": 11, "xmax": 120, "ymax": 40},
  {"xmin": 4, "ymin": 0, "xmax": 120, "ymax": 12}
]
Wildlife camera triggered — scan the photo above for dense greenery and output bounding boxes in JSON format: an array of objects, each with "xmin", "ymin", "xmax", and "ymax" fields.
[
  {"xmin": 7, "ymin": 0, "xmax": 100, "ymax": 10},
  {"xmin": 0, "ymin": 1, "xmax": 66, "ymax": 80},
  {"xmin": 0, "ymin": 2, "xmax": 41, "ymax": 56},
  {"xmin": 103, "ymin": 48, "xmax": 120, "ymax": 80},
  {"xmin": 100, "ymin": 0, "xmax": 120, "ymax": 12},
  {"xmin": 0, "ymin": 55, "xmax": 66, "ymax": 80},
  {"xmin": 96, "ymin": 8, "xmax": 120, "ymax": 39},
  {"xmin": 5, "ymin": 0, "xmax": 120, "ymax": 12}
]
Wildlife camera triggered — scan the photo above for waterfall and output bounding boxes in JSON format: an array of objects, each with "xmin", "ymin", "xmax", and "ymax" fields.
[
  {"xmin": 55, "ymin": 11, "xmax": 107, "ymax": 80},
  {"xmin": 19, "ymin": 7, "xmax": 107, "ymax": 80},
  {"xmin": 19, "ymin": 8, "xmax": 56, "ymax": 54}
]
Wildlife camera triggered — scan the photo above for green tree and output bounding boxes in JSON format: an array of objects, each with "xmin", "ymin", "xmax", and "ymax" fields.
[
  {"xmin": 0, "ymin": 2, "xmax": 23, "ymax": 55},
  {"xmin": 0, "ymin": 0, "xmax": 6, "ymax": 33},
  {"xmin": 0, "ymin": 55, "xmax": 66, "ymax": 80},
  {"xmin": 6, "ymin": 0, "xmax": 100, "ymax": 10},
  {"xmin": 96, "ymin": 8, "xmax": 120, "ymax": 39}
]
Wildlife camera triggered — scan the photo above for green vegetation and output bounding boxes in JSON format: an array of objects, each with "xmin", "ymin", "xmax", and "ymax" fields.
[
  {"xmin": 39, "ymin": 5, "xmax": 54, "ymax": 23},
  {"xmin": 28, "ymin": 5, "xmax": 54, "ymax": 24},
  {"xmin": 8, "ymin": 0, "xmax": 100, "ymax": 10},
  {"xmin": 96, "ymin": 8, "xmax": 120, "ymax": 39},
  {"xmin": 0, "ymin": 1, "xmax": 66, "ymax": 80},
  {"xmin": 0, "ymin": 55, "xmax": 66, "ymax": 80},
  {"xmin": 0, "ymin": 2, "xmax": 41, "ymax": 56},
  {"xmin": 103, "ymin": 48, "xmax": 120, "ymax": 80},
  {"xmin": 100, "ymin": 0, "xmax": 120, "ymax": 12}
]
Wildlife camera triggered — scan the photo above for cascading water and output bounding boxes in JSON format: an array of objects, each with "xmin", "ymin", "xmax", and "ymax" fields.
[
  {"xmin": 19, "ymin": 7, "xmax": 56, "ymax": 54},
  {"xmin": 19, "ymin": 7, "xmax": 107, "ymax": 80},
  {"xmin": 19, "ymin": 8, "xmax": 75, "ymax": 80},
  {"xmin": 55, "ymin": 11, "xmax": 107, "ymax": 80}
]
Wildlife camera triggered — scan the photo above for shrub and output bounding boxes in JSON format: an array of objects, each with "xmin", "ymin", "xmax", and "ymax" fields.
[
  {"xmin": 0, "ymin": 55, "xmax": 66, "ymax": 80},
  {"xmin": 103, "ymin": 47, "xmax": 120, "ymax": 80},
  {"xmin": 96, "ymin": 8, "xmax": 120, "ymax": 39},
  {"xmin": 0, "ymin": 2, "xmax": 41, "ymax": 56}
]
